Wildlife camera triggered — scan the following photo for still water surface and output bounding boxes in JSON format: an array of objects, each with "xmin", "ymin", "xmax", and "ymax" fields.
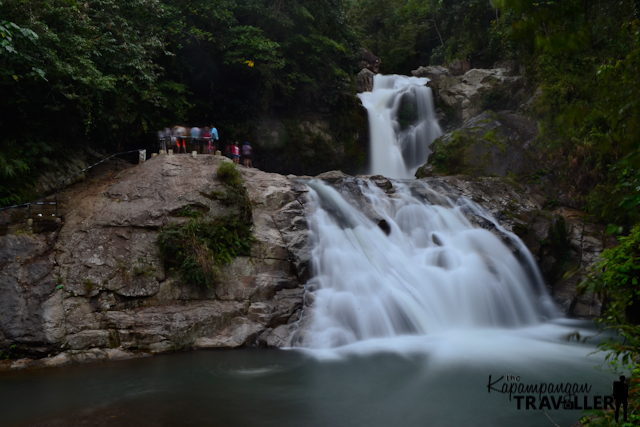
[{"xmin": 0, "ymin": 320, "xmax": 617, "ymax": 427}]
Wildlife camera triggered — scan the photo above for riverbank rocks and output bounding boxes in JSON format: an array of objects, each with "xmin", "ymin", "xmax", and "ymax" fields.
[
  {"xmin": 417, "ymin": 111, "xmax": 538, "ymax": 178},
  {"xmin": 0, "ymin": 155, "xmax": 310, "ymax": 361}
]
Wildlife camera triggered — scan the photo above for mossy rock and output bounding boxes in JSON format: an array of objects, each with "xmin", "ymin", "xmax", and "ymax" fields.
[{"xmin": 417, "ymin": 111, "xmax": 538, "ymax": 178}]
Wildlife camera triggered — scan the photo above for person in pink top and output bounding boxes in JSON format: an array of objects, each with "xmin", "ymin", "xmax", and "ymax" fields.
[{"xmin": 232, "ymin": 142, "xmax": 240, "ymax": 164}]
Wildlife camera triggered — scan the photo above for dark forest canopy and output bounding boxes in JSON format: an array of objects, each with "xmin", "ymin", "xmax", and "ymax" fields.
[
  {"xmin": 1, "ymin": 0, "xmax": 640, "ymax": 225},
  {"xmin": 0, "ymin": 0, "xmax": 360, "ymax": 204}
]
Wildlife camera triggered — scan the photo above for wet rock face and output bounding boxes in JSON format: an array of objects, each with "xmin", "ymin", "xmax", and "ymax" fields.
[
  {"xmin": 253, "ymin": 111, "xmax": 369, "ymax": 177},
  {"xmin": 419, "ymin": 111, "xmax": 539, "ymax": 179},
  {"xmin": 0, "ymin": 155, "xmax": 311, "ymax": 358},
  {"xmin": 0, "ymin": 234, "xmax": 58, "ymax": 354}
]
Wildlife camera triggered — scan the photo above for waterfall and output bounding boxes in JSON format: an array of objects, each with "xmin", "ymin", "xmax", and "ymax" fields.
[
  {"xmin": 301, "ymin": 73, "xmax": 561, "ymax": 352},
  {"xmin": 358, "ymin": 74, "xmax": 442, "ymax": 179},
  {"xmin": 303, "ymin": 178, "xmax": 558, "ymax": 350}
]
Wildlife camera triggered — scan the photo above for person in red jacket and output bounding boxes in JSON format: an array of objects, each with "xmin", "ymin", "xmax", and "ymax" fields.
[{"xmin": 231, "ymin": 142, "xmax": 240, "ymax": 164}]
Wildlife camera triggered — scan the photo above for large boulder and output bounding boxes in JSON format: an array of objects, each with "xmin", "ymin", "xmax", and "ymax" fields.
[
  {"xmin": 0, "ymin": 155, "xmax": 311, "ymax": 359},
  {"xmin": 356, "ymin": 68, "xmax": 375, "ymax": 93},
  {"xmin": 414, "ymin": 66, "xmax": 525, "ymax": 124},
  {"xmin": 418, "ymin": 111, "xmax": 538, "ymax": 178},
  {"xmin": 359, "ymin": 48, "xmax": 381, "ymax": 73},
  {"xmin": 412, "ymin": 65, "xmax": 451, "ymax": 86},
  {"xmin": 448, "ymin": 59, "xmax": 471, "ymax": 76}
]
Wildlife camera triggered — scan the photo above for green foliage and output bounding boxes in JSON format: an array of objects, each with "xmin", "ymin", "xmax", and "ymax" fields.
[
  {"xmin": 158, "ymin": 162, "xmax": 252, "ymax": 288},
  {"xmin": 174, "ymin": 206, "xmax": 205, "ymax": 218},
  {"xmin": 0, "ymin": 344, "xmax": 17, "ymax": 360},
  {"xmin": 480, "ymin": 0, "xmax": 640, "ymax": 228},
  {"xmin": 428, "ymin": 131, "xmax": 471, "ymax": 174},
  {"xmin": 214, "ymin": 162, "xmax": 252, "ymax": 221},
  {"xmin": 158, "ymin": 215, "xmax": 252, "ymax": 288},
  {"xmin": 581, "ymin": 225, "xmax": 640, "ymax": 325},
  {"xmin": 426, "ymin": 123, "xmax": 507, "ymax": 176},
  {"xmin": 577, "ymin": 225, "xmax": 640, "ymax": 425},
  {"xmin": 0, "ymin": 0, "xmax": 360, "ymax": 204},
  {"xmin": 217, "ymin": 162, "xmax": 243, "ymax": 187}
]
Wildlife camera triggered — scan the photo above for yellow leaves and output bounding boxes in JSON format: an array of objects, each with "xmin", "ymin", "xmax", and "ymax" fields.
[
  {"xmin": 244, "ymin": 60, "xmax": 254, "ymax": 67},
  {"xmin": 12, "ymin": 75, "xmax": 18, "ymax": 81}
]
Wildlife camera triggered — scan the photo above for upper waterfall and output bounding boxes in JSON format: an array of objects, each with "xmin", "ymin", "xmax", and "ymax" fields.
[{"xmin": 358, "ymin": 74, "xmax": 442, "ymax": 179}]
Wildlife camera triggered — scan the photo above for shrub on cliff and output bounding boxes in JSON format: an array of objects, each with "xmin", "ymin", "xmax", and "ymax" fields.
[{"xmin": 158, "ymin": 162, "xmax": 253, "ymax": 288}]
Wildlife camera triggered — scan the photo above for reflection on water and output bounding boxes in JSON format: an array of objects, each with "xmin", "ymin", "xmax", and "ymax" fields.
[{"xmin": 0, "ymin": 325, "xmax": 618, "ymax": 427}]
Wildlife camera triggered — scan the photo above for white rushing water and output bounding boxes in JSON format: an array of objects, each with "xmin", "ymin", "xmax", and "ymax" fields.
[
  {"xmin": 304, "ymin": 179, "xmax": 559, "ymax": 351},
  {"xmin": 302, "ymin": 74, "xmax": 598, "ymax": 370},
  {"xmin": 358, "ymin": 74, "xmax": 442, "ymax": 179}
]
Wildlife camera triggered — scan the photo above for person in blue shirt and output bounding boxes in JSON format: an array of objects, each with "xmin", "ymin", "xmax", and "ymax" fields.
[{"xmin": 210, "ymin": 124, "xmax": 219, "ymax": 154}]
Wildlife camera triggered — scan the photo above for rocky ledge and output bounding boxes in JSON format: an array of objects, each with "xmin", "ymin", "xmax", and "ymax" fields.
[
  {"xmin": 0, "ymin": 155, "xmax": 311, "ymax": 368},
  {"xmin": 1, "ymin": 156, "xmax": 608, "ymax": 370}
]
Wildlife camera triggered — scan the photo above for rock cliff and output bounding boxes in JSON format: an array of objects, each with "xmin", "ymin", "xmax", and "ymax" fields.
[
  {"xmin": 0, "ymin": 155, "xmax": 310, "ymax": 366},
  {"xmin": 1, "ymin": 137, "xmax": 608, "ymax": 369}
]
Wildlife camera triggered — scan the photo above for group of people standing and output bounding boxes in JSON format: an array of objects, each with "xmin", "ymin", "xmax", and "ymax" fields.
[
  {"xmin": 157, "ymin": 125, "xmax": 254, "ymax": 168},
  {"xmin": 223, "ymin": 141, "xmax": 253, "ymax": 167},
  {"xmin": 157, "ymin": 125, "xmax": 219, "ymax": 155}
]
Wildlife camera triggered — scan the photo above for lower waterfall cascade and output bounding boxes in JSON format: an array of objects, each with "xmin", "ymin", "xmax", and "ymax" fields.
[{"xmin": 303, "ymin": 179, "xmax": 559, "ymax": 350}]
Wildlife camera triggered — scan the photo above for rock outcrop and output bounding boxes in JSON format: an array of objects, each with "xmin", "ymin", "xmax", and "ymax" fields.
[
  {"xmin": 411, "ymin": 65, "xmax": 451, "ymax": 86},
  {"xmin": 418, "ymin": 111, "xmax": 539, "ymax": 178},
  {"xmin": 359, "ymin": 48, "xmax": 381, "ymax": 73},
  {"xmin": 413, "ymin": 66, "xmax": 526, "ymax": 124},
  {"xmin": 0, "ymin": 155, "xmax": 311, "ymax": 363},
  {"xmin": 356, "ymin": 68, "xmax": 375, "ymax": 93}
]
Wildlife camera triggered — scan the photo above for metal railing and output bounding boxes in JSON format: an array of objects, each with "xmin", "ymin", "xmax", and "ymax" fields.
[
  {"xmin": 157, "ymin": 135, "xmax": 219, "ymax": 152},
  {"xmin": 0, "ymin": 149, "xmax": 145, "ymax": 221}
]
